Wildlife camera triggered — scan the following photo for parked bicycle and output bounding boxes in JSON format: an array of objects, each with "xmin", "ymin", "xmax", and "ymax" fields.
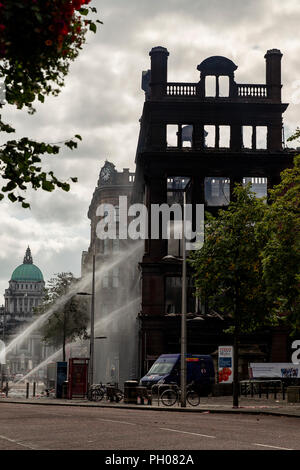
[
  {"xmin": 160, "ymin": 383, "xmax": 200, "ymax": 407},
  {"xmin": 88, "ymin": 383, "xmax": 124, "ymax": 403}
]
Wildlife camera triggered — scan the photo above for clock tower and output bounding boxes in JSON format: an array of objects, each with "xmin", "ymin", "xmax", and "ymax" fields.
[{"xmin": 98, "ymin": 161, "xmax": 116, "ymax": 185}]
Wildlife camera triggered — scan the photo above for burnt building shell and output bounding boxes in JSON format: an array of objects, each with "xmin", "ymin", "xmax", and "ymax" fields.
[{"xmin": 133, "ymin": 46, "xmax": 296, "ymax": 376}]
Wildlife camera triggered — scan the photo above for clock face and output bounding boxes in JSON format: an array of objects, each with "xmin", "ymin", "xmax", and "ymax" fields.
[{"xmin": 101, "ymin": 167, "xmax": 111, "ymax": 182}]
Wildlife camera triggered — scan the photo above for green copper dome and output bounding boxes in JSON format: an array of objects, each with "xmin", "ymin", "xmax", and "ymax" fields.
[
  {"xmin": 11, "ymin": 264, "xmax": 44, "ymax": 282},
  {"xmin": 11, "ymin": 247, "xmax": 44, "ymax": 282}
]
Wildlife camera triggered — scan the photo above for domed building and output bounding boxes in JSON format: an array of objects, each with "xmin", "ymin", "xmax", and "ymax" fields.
[
  {"xmin": 3, "ymin": 247, "xmax": 48, "ymax": 377},
  {"xmin": 4, "ymin": 247, "xmax": 45, "ymax": 319}
]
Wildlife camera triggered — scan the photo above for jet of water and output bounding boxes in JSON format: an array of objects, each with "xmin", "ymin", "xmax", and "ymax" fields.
[
  {"xmin": 5, "ymin": 243, "xmax": 142, "ymax": 356},
  {"xmin": 17, "ymin": 297, "xmax": 141, "ymax": 384}
]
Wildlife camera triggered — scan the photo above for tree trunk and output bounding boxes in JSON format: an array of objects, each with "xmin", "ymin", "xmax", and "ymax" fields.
[
  {"xmin": 233, "ymin": 328, "xmax": 239, "ymax": 407},
  {"xmin": 233, "ymin": 291, "xmax": 240, "ymax": 408}
]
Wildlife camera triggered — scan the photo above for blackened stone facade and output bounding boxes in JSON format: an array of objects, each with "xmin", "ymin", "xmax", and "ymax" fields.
[{"xmin": 133, "ymin": 47, "xmax": 296, "ymax": 376}]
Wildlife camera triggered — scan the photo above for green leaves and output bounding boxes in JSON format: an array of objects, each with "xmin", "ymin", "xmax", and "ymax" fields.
[
  {"xmin": 89, "ymin": 22, "xmax": 97, "ymax": 33},
  {"xmin": 79, "ymin": 8, "xmax": 89, "ymax": 15},
  {"xmin": 37, "ymin": 272, "xmax": 89, "ymax": 351},
  {"xmin": 190, "ymin": 156, "xmax": 300, "ymax": 335},
  {"xmin": 0, "ymin": 118, "xmax": 80, "ymax": 207},
  {"xmin": 259, "ymin": 155, "xmax": 300, "ymax": 334},
  {"xmin": 0, "ymin": 1, "xmax": 103, "ymax": 207},
  {"xmin": 189, "ymin": 184, "xmax": 272, "ymax": 334},
  {"xmin": 1, "ymin": 1, "xmax": 102, "ymax": 112}
]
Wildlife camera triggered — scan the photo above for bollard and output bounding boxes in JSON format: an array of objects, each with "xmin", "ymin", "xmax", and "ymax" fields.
[
  {"xmin": 274, "ymin": 383, "xmax": 277, "ymax": 400},
  {"xmin": 33, "ymin": 382, "xmax": 36, "ymax": 398},
  {"xmin": 251, "ymin": 382, "xmax": 254, "ymax": 398},
  {"xmin": 5, "ymin": 382, "xmax": 8, "ymax": 398},
  {"xmin": 26, "ymin": 382, "xmax": 29, "ymax": 399},
  {"xmin": 266, "ymin": 382, "xmax": 269, "ymax": 399},
  {"xmin": 259, "ymin": 383, "xmax": 262, "ymax": 398}
]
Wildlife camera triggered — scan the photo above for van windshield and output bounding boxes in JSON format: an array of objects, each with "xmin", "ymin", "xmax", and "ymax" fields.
[{"xmin": 147, "ymin": 362, "xmax": 175, "ymax": 375}]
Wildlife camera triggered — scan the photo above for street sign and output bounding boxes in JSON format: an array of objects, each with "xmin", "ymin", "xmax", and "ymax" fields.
[{"xmin": 218, "ymin": 346, "xmax": 233, "ymax": 383}]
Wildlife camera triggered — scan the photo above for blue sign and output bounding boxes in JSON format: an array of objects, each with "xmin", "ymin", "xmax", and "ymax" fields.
[{"xmin": 56, "ymin": 362, "xmax": 68, "ymax": 398}]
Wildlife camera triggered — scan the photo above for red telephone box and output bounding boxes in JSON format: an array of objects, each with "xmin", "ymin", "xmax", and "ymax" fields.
[{"xmin": 68, "ymin": 358, "xmax": 89, "ymax": 399}]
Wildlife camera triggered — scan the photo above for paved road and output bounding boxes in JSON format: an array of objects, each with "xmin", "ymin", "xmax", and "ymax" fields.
[{"xmin": 0, "ymin": 403, "xmax": 299, "ymax": 450}]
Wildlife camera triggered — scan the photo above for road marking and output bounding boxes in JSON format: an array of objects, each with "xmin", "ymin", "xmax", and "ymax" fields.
[
  {"xmin": 97, "ymin": 418, "xmax": 136, "ymax": 426},
  {"xmin": 0, "ymin": 434, "xmax": 37, "ymax": 450},
  {"xmin": 160, "ymin": 427, "xmax": 216, "ymax": 439},
  {"xmin": 253, "ymin": 443, "xmax": 293, "ymax": 451}
]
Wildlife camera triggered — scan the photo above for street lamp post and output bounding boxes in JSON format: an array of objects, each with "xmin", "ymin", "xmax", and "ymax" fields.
[
  {"xmin": 0, "ymin": 311, "xmax": 6, "ymax": 388},
  {"xmin": 77, "ymin": 250, "xmax": 96, "ymax": 390},
  {"xmin": 162, "ymin": 190, "xmax": 189, "ymax": 408},
  {"xmin": 180, "ymin": 190, "xmax": 187, "ymax": 408},
  {"xmin": 89, "ymin": 251, "xmax": 95, "ymax": 387}
]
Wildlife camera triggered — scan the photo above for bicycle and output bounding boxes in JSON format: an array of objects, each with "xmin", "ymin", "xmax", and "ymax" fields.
[
  {"xmin": 160, "ymin": 383, "xmax": 200, "ymax": 407},
  {"xmin": 88, "ymin": 383, "xmax": 124, "ymax": 403},
  {"xmin": 88, "ymin": 383, "xmax": 105, "ymax": 401}
]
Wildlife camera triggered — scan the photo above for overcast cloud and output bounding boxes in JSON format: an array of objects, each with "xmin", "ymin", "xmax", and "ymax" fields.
[{"xmin": 0, "ymin": 0, "xmax": 300, "ymax": 302}]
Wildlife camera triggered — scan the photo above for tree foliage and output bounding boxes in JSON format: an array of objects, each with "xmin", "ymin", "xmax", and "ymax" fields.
[
  {"xmin": 37, "ymin": 272, "xmax": 89, "ymax": 360},
  {"xmin": 259, "ymin": 155, "xmax": 300, "ymax": 334},
  {"xmin": 0, "ymin": 0, "xmax": 101, "ymax": 206},
  {"xmin": 189, "ymin": 185, "xmax": 272, "ymax": 334}
]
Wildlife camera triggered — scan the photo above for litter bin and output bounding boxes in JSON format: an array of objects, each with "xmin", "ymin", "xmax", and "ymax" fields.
[
  {"xmin": 62, "ymin": 381, "xmax": 69, "ymax": 399},
  {"xmin": 287, "ymin": 386, "xmax": 300, "ymax": 403},
  {"xmin": 136, "ymin": 386, "xmax": 150, "ymax": 405},
  {"xmin": 124, "ymin": 380, "xmax": 139, "ymax": 404}
]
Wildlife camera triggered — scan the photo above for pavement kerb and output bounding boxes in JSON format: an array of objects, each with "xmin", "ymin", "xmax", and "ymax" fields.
[{"xmin": 1, "ymin": 398, "xmax": 300, "ymax": 418}]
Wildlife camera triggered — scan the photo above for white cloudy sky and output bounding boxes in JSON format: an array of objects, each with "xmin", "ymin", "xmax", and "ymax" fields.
[{"xmin": 1, "ymin": 0, "xmax": 300, "ymax": 302}]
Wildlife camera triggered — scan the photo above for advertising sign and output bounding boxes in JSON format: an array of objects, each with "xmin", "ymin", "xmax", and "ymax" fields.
[
  {"xmin": 56, "ymin": 361, "xmax": 68, "ymax": 399},
  {"xmin": 249, "ymin": 363, "xmax": 300, "ymax": 379},
  {"xmin": 218, "ymin": 346, "xmax": 233, "ymax": 383}
]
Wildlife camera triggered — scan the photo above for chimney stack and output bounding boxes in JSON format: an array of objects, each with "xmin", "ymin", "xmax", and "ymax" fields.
[
  {"xmin": 265, "ymin": 49, "xmax": 283, "ymax": 101},
  {"xmin": 149, "ymin": 46, "xmax": 169, "ymax": 99}
]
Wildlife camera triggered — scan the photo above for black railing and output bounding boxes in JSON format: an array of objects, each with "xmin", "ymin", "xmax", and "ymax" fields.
[
  {"xmin": 164, "ymin": 82, "xmax": 269, "ymax": 99},
  {"xmin": 240, "ymin": 380, "xmax": 287, "ymax": 400},
  {"xmin": 166, "ymin": 83, "xmax": 197, "ymax": 97},
  {"xmin": 237, "ymin": 84, "xmax": 268, "ymax": 98}
]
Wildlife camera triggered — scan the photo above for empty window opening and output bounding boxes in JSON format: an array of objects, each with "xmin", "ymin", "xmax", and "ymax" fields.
[
  {"xmin": 205, "ymin": 76, "xmax": 216, "ymax": 97},
  {"xmin": 205, "ymin": 177, "xmax": 230, "ymax": 206},
  {"xmin": 165, "ymin": 276, "xmax": 195, "ymax": 314},
  {"xmin": 219, "ymin": 76, "xmax": 230, "ymax": 97},
  {"xmin": 181, "ymin": 125, "xmax": 193, "ymax": 148},
  {"xmin": 112, "ymin": 268, "xmax": 119, "ymax": 288},
  {"xmin": 102, "ymin": 274, "xmax": 109, "ymax": 288},
  {"xmin": 256, "ymin": 126, "xmax": 268, "ymax": 149},
  {"xmin": 168, "ymin": 220, "xmax": 183, "ymax": 257},
  {"xmin": 204, "ymin": 126, "xmax": 215, "ymax": 148},
  {"xmin": 219, "ymin": 126, "xmax": 231, "ymax": 148},
  {"xmin": 243, "ymin": 177, "xmax": 268, "ymax": 200},
  {"xmin": 243, "ymin": 126, "xmax": 253, "ymax": 149},
  {"xmin": 167, "ymin": 125, "xmax": 178, "ymax": 147},
  {"xmin": 167, "ymin": 176, "xmax": 190, "ymax": 205}
]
